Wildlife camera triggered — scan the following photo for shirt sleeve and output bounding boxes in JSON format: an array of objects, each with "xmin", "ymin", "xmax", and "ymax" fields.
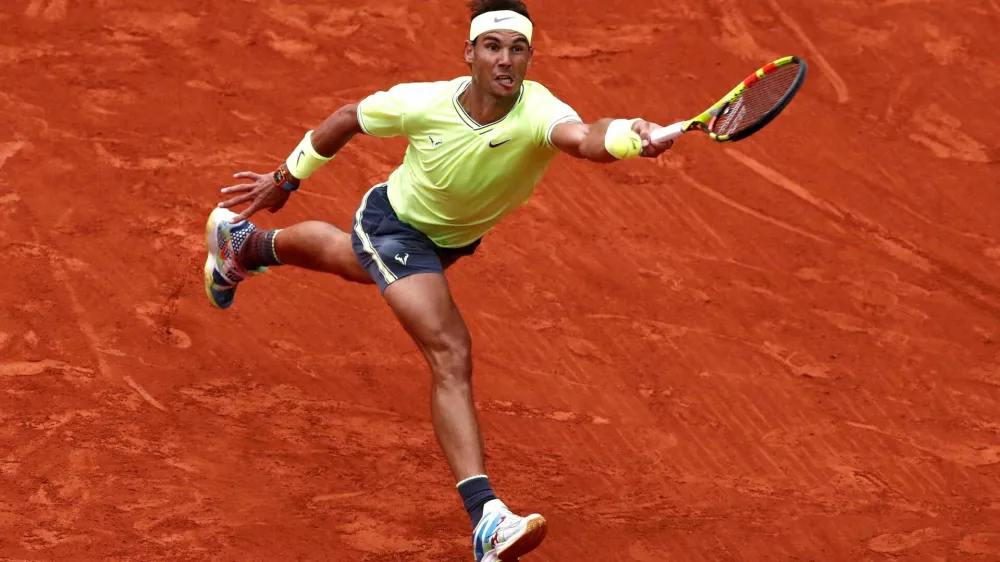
[
  {"xmin": 357, "ymin": 82, "xmax": 432, "ymax": 138},
  {"xmin": 526, "ymin": 85, "xmax": 583, "ymax": 149}
]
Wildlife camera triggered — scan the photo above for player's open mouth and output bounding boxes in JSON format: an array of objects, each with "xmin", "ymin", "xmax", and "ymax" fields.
[{"xmin": 496, "ymin": 75, "xmax": 515, "ymax": 87}]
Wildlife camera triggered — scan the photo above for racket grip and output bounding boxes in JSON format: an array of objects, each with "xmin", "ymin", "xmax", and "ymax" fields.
[{"xmin": 650, "ymin": 121, "xmax": 685, "ymax": 143}]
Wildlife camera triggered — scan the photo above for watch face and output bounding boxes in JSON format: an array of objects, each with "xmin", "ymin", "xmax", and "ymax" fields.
[{"xmin": 274, "ymin": 168, "xmax": 297, "ymax": 191}]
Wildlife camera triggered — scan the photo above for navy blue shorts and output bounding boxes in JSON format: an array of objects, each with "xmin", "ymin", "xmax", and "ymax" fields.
[{"xmin": 351, "ymin": 183, "xmax": 481, "ymax": 293}]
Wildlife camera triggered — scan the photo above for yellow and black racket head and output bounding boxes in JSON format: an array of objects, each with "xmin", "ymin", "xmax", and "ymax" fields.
[{"xmin": 697, "ymin": 56, "xmax": 808, "ymax": 142}]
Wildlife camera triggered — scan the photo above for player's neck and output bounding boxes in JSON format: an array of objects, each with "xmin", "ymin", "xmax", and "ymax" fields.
[{"xmin": 460, "ymin": 82, "xmax": 517, "ymax": 125}]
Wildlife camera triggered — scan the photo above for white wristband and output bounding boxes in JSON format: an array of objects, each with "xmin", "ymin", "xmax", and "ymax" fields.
[{"xmin": 285, "ymin": 131, "xmax": 334, "ymax": 180}]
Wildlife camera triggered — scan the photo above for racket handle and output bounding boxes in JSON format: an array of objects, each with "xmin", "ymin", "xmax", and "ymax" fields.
[{"xmin": 650, "ymin": 121, "xmax": 685, "ymax": 143}]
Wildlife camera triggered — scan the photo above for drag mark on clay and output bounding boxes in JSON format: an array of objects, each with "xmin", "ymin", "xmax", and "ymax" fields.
[
  {"xmin": 677, "ymin": 170, "xmax": 831, "ymax": 244},
  {"xmin": 908, "ymin": 104, "xmax": 996, "ymax": 163},
  {"xmin": 660, "ymin": 180, "xmax": 728, "ymax": 247},
  {"xmin": 0, "ymin": 359, "xmax": 94, "ymax": 377},
  {"xmin": 725, "ymin": 148, "xmax": 990, "ymax": 292},
  {"xmin": 311, "ymin": 491, "xmax": 366, "ymax": 503},
  {"xmin": 757, "ymin": 341, "xmax": 834, "ymax": 379},
  {"xmin": 710, "ymin": 0, "xmax": 776, "ymax": 62},
  {"xmin": 889, "ymin": 197, "xmax": 996, "ymax": 244},
  {"xmin": 46, "ymin": 247, "xmax": 112, "ymax": 381},
  {"xmin": 724, "ymin": 149, "xmax": 844, "ymax": 219},
  {"xmin": 0, "ymin": 141, "xmax": 27, "ymax": 170},
  {"xmin": 766, "ymin": 0, "xmax": 850, "ymax": 103},
  {"xmin": 123, "ymin": 376, "xmax": 168, "ymax": 412},
  {"xmin": 867, "ymin": 527, "xmax": 943, "ymax": 553},
  {"xmin": 480, "ymin": 400, "xmax": 611, "ymax": 426},
  {"xmin": 26, "ymin": 231, "xmax": 167, "ymax": 410},
  {"xmin": 846, "ymin": 421, "xmax": 1000, "ymax": 467}
]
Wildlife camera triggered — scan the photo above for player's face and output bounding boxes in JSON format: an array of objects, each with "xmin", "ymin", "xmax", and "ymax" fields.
[{"xmin": 466, "ymin": 32, "xmax": 533, "ymax": 98}]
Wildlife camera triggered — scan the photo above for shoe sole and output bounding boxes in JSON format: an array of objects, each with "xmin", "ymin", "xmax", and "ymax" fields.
[
  {"xmin": 203, "ymin": 207, "xmax": 231, "ymax": 310},
  {"xmin": 495, "ymin": 515, "xmax": 547, "ymax": 561}
]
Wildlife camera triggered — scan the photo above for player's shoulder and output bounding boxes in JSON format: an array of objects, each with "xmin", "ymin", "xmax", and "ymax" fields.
[
  {"xmin": 384, "ymin": 77, "xmax": 467, "ymax": 100},
  {"xmin": 520, "ymin": 80, "xmax": 570, "ymax": 104},
  {"xmin": 521, "ymin": 79, "xmax": 554, "ymax": 96}
]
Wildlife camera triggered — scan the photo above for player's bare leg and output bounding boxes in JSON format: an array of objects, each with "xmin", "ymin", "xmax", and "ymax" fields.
[
  {"xmin": 382, "ymin": 272, "xmax": 547, "ymax": 561},
  {"xmin": 383, "ymin": 272, "xmax": 485, "ymax": 480},
  {"xmin": 204, "ymin": 210, "xmax": 372, "ymax": 309},
  {"xmin": 266, "ymin": 221, "xmax": 372, "ymax": 284}
]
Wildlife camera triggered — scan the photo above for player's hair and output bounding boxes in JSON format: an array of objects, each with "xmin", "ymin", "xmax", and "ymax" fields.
[{"xmin": 467, "ymin": 0, "xmax": 531, "ymax": 22}]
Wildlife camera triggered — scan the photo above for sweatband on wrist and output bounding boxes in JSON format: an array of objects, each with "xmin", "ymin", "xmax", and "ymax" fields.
[
  {"xmin": 604, "ymin": 118, "xmax": 643, "ymax": 160},
  {"xmin": 285, "ymin": 130, "xmax": 334, "ymax": 180}
]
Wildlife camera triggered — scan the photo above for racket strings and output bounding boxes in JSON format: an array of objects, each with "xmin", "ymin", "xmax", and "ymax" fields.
[{"xmin": 715, "ymin": 63, "xmax": 801, "ymax": 136}]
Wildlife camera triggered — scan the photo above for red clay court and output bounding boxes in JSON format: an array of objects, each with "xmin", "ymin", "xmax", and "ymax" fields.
[{"xmin": 3, "ymin": 0, "xmax": 1000, "ymax": 560}]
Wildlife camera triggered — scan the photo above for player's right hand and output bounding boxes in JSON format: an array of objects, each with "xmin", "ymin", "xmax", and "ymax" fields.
[
  {"xmin": 217, "ymin": 170, "xmax": 290, "ymax": 223},
  {"xmin": 632, "ymin": 120, "xmax": 674, "ymax": 158}
]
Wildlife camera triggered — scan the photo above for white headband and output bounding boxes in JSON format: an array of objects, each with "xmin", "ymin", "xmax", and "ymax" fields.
[{"xmin": 469, "ymin": 10, "xmax": 533, "ymax": 43}]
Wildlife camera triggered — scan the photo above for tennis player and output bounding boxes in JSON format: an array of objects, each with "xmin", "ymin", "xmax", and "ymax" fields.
[{"xmin": 204, "ymin": 1, "xmax": 672, "ymax": 559}]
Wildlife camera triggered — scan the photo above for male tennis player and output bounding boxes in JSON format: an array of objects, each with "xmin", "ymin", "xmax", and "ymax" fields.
[{"xmin": 204, "ymin": 1, "xmax": 672, "ymax": 559}]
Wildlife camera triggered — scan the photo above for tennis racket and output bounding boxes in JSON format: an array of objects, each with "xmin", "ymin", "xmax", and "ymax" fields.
[{"xmin": 650, "ymin": 56, "xmax": 808, "ymax": 144}]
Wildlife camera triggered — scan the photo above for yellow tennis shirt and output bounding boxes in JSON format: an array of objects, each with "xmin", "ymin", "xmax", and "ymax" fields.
[{"xmin": 356, "ymin": 77, "xmax": 581, "ymax": 248}]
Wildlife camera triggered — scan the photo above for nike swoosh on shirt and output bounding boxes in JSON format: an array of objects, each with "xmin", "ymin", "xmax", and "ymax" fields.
[{"xmin": 489, "ymin": 139, "xmax": 512, "ymax": 148}]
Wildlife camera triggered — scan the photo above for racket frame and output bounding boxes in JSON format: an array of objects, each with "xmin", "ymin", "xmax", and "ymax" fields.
[{"xmin": 650, "ymin": 55, "xmax": 807, "ymax": 144}]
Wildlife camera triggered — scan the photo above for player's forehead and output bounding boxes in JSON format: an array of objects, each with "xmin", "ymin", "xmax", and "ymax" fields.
[{"xmin": 477, "ymin": 30, "xmax": 529, "ymax": 45}]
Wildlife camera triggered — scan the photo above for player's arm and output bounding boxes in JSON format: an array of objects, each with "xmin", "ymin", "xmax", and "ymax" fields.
[
  {"xmin": 279, "ymin": 102, "xmax": 366, "ymax": 187},
  {"xmin": 286, "ymin": 80, "xmax": 416, "ymax": 184},
  {"xmin": 308, "ymin": 103, "xmax": 365, "ymax": 161},
  {"xmin": 550, "ymin": 118, "xmax": 673, "ymax": 163},
  {"xmin": 218, "ymin": 80, "xmax": 417, "ymax": 222},
  {"xmin": 215, "ymin": 102, "xmax": 364, "ymax": 221}
]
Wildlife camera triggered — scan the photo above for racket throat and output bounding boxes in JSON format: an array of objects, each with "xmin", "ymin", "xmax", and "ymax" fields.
[{"xmin": 699, "ymin": 101, "xmax": 729, "ymax": 131}]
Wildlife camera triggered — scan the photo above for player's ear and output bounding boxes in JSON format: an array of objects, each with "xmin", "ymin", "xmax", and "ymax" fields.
[{"xmin": 464, "ymin": 40, "xmax": 475, "ymax": 65}]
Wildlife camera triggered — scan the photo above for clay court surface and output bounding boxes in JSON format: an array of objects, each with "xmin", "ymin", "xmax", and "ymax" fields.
[{"xmin": 3, "ymin": 0, "xmax": 1000, "ymax": 560}]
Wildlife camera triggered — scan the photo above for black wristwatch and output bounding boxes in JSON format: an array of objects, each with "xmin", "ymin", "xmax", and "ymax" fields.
[{"xmin": 273, "ymin": 164, "xmax": 301, "ymax": 192}]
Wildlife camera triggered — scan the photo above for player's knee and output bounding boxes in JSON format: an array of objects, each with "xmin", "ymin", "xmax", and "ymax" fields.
[
  {"xmin": 299, "ymin": 221, "xmax": 359, "ymax": 276},
  {"xmin": 426, "ymin": 329, "xmax": 473, "ymax": 386}
]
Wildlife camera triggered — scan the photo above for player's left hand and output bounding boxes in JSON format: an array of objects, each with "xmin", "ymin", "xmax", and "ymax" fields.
[
  {"xmin": 217, "ymin": 170, "xmax": 290, "ymax": 223},
  {"xmin": 632, "ymin": 120, "xmax": 674, "ymax": 158}
]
